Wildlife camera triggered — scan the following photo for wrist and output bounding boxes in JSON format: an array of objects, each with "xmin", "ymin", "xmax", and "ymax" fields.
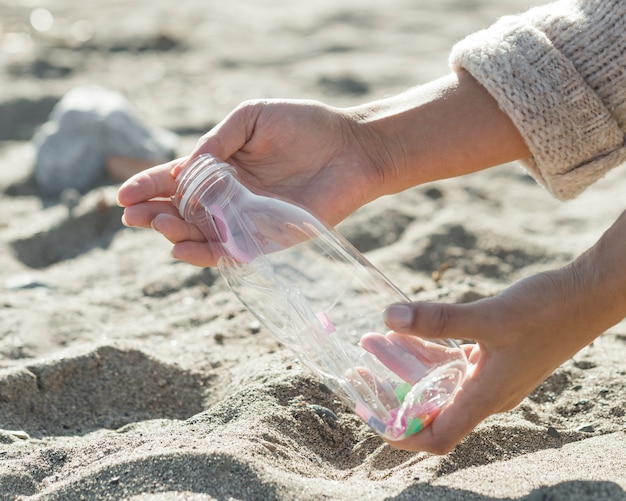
[
  {"xmin": 347, "ymin": 71, "xmax": 530, "ymax": 195},
  {"xmin": 341, "ymin": 105, "xmax": 404, "ymax": 200}
]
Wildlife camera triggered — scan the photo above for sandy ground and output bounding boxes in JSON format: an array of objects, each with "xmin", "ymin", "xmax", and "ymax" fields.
[{"xmin": 1, "ymin": 0, "xmax": 625, "ymax": 499}]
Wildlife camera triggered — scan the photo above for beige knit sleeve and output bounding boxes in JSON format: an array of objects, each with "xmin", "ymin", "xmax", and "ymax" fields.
[{"xmin": 449, "ymin": 0, "xmax": 626, "ymax": 200}]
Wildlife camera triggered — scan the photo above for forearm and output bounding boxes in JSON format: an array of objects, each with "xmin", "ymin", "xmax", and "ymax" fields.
[
  {"xmin": 450, "ymin": 0, "xmax": 626, "ymax": 200},
  {"xmin": 574, "ymin": 209, "xmax": 626, "ymax": 337},
  {"xmin": 348, "ymin": 70, "xmax": 530, "ymax": 196}
]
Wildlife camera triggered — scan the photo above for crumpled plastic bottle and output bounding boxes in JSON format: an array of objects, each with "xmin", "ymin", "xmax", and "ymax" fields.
[{"xmin": 172, "ymin": 154, "xmax": 467, "ymax": 440}]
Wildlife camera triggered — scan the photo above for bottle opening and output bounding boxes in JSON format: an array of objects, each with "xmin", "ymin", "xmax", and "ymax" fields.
[{"xmin": 172, "ymin": 155, "xmax": 235, "ymax": 219}]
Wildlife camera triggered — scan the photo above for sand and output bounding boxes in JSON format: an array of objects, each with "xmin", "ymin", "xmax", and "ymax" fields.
[{"xmin": 1, "ymin": 0, "xmax": 625, "ymax": 499}]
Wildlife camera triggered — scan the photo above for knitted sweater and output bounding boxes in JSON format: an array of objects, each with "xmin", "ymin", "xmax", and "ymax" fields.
[{"xmin": 449, "ymin": 0, "xmax": 626, "ymax": 200}]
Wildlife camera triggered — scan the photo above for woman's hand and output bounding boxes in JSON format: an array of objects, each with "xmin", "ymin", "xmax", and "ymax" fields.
[
  {"xmin": 117, "ymin": 71, "xmax": 529, "ymax": 267},
  {"xmin": 117, "ymin": 99, "xmax": 392, "ymax": 266},
  {"xmin": 383, "ymin": 210, "xmax": 626, "ymax": 454}
]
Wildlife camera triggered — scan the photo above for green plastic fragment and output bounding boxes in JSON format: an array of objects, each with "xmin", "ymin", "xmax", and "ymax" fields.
[
  {"xmin": 394, "ymin": 382, "xmax": 412, "ymax": 402},
  {"xmin": 405, "ymin": 417, "xmax": 424, "ymax": 436}
]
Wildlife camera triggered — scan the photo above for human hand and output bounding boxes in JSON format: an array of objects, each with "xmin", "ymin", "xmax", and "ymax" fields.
[
  {"xmin": 380, "ymin": 211, "xmax": 626, "ymax": 453},
  {"xmin": 117, "ymin": 99, "xmax": 392, "ymax": 266},
  {"xmin": 117, "ymin": 71, "xmax": 531, "ymax": 267}
]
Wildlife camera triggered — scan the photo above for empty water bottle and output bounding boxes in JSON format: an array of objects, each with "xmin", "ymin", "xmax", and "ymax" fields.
[{"xmin": 172, "ymin": 154, "xmax": 467, "ymax": 440}]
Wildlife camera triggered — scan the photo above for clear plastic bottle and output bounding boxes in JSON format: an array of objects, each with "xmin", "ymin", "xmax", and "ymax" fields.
[{"xmin": 172, "ymin": 154, "xmax": 467, "ymax": 441}]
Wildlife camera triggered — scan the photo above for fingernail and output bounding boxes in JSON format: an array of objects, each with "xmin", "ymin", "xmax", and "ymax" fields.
[
  {"xmin": 151, "ymin": 214, "xmax": 166, "ymax": 233},
  {"xmin": 384, "ymin": 304, "xmax": 413, "ymax": 330}
]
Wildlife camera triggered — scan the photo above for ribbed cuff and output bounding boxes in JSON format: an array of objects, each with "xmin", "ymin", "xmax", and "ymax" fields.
[{"xmin": 449, "ymin": 16, "xmax": 623, "ymax": 200}]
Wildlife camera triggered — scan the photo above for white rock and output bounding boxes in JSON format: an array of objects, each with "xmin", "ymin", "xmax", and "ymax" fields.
[{"xmin": 33, "ymin": 85, "xmax": 178, "ymax": 195}]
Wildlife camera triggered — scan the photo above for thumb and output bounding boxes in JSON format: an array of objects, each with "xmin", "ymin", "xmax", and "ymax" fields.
[
  {"xmin": 190, "ymin": 101, "xmax": 261, "ymax": 162},
  {"xmin": 383, "ymin": 300, "xmax": 497, "ymax": 342}
]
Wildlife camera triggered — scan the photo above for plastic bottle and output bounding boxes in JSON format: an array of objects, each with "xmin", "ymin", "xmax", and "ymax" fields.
[{"xmin": 172, "ymin": 154, "xmax": 467, "ymax": 441}]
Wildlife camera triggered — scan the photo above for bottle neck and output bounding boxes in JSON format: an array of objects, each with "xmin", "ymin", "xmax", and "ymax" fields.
[{"xmin": 172, "ymin": 155, "xmax": 238, "ymax": 220}]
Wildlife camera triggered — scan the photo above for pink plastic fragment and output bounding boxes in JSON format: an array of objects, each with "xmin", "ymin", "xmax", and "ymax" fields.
[
  {"xmin": 209, "ymin": 204, "xmax": 253, "ymax": 263},
  {"xmin": 316, "ymin": 311, "xmax": 337, "ymax": 334}
]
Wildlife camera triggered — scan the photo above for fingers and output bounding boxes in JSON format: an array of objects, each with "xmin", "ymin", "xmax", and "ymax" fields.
[
  {"xmin": 124, "ymin": 210, "xmax": 209, "ymax": 254},
  {"xmin": 121, "ymin": 200, "xmax": 180, "ymax": 229},
  {"xmin": 123, "ymin": 209, "xmax": 217, "ymax": 267},
  {"xmin": 151, "ymin": 213, "xmax": 206, "ymax": 243},
  {"xmin": 171, "ymin": 241, "xmax": 218, "ymax": 267},
  {"xmin": 376, "ymin": 299, "xmax": 508, "ymax": 453},
  {"xmin": 360, "ymin": 332, "xmax": 428, "ymax": 385},
  {"xmin": 385, "ymin": 365, "xmax": 495, "ymax": 454},
  {"xmin": 117, "ymin": 158, "xmax": 184, "ymax": 207},
  {"xmin": 116, "ymin": 155, "xmax": 220, "ymax": 267},
  {"xmin": 386, "ymin": 331, "xmax": 461, "ymax": 363},
  {"xmin": 117, "ymin": 156, "xmax": 206, "ymax": 240}
]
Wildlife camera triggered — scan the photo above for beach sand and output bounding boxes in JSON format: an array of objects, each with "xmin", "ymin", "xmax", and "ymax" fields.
[{"xmin": 1, "ymin": 0, "xmax": 625, "ymax": 499}]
